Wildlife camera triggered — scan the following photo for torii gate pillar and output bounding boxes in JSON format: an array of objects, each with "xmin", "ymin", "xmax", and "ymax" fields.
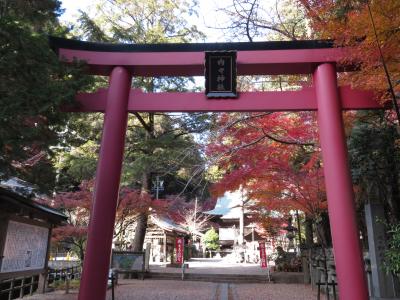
[
  {"xmin": 78, "ymin": 66, "xmax": 131, "ymax": 300},
  {"xmin": 315, "ymin": 63, "xmax": 369, "ymax": 300}
]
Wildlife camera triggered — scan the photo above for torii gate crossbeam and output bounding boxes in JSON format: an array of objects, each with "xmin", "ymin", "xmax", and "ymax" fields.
[{"xmin": 50, "ymin": 37, "xmax": 376, "ymax": 300}]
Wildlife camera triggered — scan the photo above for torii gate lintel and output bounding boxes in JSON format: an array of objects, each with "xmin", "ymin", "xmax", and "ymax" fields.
[{"xmin": 71, "ymin": 86, "xmax": 381, "ymax": 113}]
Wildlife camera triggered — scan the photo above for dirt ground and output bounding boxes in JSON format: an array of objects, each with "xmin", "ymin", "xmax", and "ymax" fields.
[{"xmin": 24, "ymin": 279, "xmax": 325, "ymax": 300}]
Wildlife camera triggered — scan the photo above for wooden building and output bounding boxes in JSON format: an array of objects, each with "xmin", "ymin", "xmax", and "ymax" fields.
[
  {"xmin": 0, "ymin": 186, "xmax": 67, "ymax": 297},
  {"xmin": 204, "ymin": 191, "xmax": 266, "ymax": 263},
  {"xmin": 205, "ymin": 191, "xmax": 260, "ymax": 247},
  {"xmin": 144, "ymin": 215, "xmax": 202, "ymax": 263}
]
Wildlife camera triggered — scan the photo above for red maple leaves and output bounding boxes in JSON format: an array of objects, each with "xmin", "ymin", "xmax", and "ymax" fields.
[
  {"xmin": 207, "ymin": 112, "xmax": 327, "ymax": 218},
  {"xmin": 45, "ymin": 180, "xmax": 173, "ymax": 243}
]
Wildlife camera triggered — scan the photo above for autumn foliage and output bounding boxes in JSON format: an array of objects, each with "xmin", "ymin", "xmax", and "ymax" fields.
[
  {"xmin": 43, "ymin": 180, "xmax": 174, "ymax": 257},
  {"xmin": 207, "ymin": 1, "xmax": 400, "ymax": 238},
  {"xmin": 207, "ymin": 112, "xmax": 327, "ymax": 223},
  {"xmin": 299, "ymin": 0, "xmax": 400, "ymax": 101}
]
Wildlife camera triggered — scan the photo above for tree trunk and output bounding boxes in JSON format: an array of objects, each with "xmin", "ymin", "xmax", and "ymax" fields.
[
  {"xmin": 78, "ymin": 240, "xmax": 85, "ymax": 265},
  {"xmin": 295, "ymin": 210, "xmax": 302, "ymax": 245},
  {"xmin": 132, "ymin": 116, "xmax": 153, "ymax": 252},
  {"xmin": 316, "ymin": 212, "xmax": 332, "ymax": 247},
  {"xmin": 132, "ymin": 212, "xmax": 148, "ymax": 251},
  {"xmin": 302, "ymin": 217, "xmax": 313, "ymax": 284},
  {"xmin": 304, "ymin": 216, "xmax": 313, "ymax": 247}
]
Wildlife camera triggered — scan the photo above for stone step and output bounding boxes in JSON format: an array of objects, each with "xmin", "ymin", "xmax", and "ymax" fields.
[
  {"xmin": 271, "ymin": 272, "xmax": 304, "ymax": 284},
  {"xmin": 124, "ymin": 271, "xmax": 304, "ymax": 284},
  {"xmin": 145, "ymin": 272, "xmax": 271, "ymax": 284}
]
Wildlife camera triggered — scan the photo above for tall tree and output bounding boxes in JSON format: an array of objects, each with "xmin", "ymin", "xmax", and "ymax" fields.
[
  {"xmin": 215, "ymin": 0, "xmax": 311, "ymax": 41},
  {"xmin": 298, "ymin": 0, "xmax": 400, "ymax": 102},
  {"xmin": 348, "ymin": 111, "xmax": 400, "ymax": 222},
  {"xmin": 0, "ymin": 0, "xmax": 91, "ymax": 191},
  {"xmin": 298, "ymin": 0, "xmax": 400, "ymax": 222},
  {"xmin": 57, "ymin": 0, "xmax": 210, "ymax": 251}
]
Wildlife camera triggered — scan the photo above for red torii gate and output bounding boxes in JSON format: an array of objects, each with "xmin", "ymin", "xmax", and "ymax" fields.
[{"xmin": 51, "ymin": 37, "xmax": 382, "ymax": 300}]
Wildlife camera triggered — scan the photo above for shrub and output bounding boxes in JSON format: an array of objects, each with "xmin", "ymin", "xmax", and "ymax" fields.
[
  {"xmin": 384, "ymin": 223, "xmax": 400, "ymax": 274},
  {"xmin": 202, "ymin": 228, "xmax": 219, "ymax": 250}
]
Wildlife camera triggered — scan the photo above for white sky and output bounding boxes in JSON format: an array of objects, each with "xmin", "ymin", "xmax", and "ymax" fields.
[{"xmin": 59, "ymin": 0, "xmax": 233, "ymax": 42}]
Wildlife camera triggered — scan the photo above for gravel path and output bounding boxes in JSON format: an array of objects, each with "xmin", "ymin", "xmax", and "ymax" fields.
[
  {"xmin": 23, "ymin": 280, "xmax": 325, "ymax": 300},
  {"xmin": 231, "ymin": 283, "xmax": 326, "ymax": 300}
]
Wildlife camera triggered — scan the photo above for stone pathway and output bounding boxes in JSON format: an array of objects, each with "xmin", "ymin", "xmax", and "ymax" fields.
[{"xmin": 23, "ymin": 279, "xmax": 326, "ymax": 300}]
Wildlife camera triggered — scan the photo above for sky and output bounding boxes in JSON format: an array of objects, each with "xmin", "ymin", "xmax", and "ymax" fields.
[
  {"xmin": 59, "ymin": 0, "xmax": 233, "ymax": 42},
  {"xmin": 58, "ymin": 0, "xmax": 236, "ymax": 89}
]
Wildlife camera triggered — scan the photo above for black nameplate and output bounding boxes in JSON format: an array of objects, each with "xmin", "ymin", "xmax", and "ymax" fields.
[{"xmin": 205, "ymin": 51, "xmax": 237, "ymax": 98}]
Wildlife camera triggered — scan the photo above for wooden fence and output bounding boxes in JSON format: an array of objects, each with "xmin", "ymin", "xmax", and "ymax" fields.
[{"xmin": 0, "ymin": 275, "xmax": 39, "ymax": 300}]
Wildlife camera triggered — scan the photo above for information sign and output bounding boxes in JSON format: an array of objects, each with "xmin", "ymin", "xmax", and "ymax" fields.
[
  {"xmin": 111, "ymin": 251, "xmax": 144, "ymax": 271},
  {"xmin": 1, "ymin": 221, "xmax": 49, "ymax": 273},
  {"xmin": 175, "ymin": 237, "xmax": 184, "ymax": 264},
  {"xmin": 258, "ymin": 241, "xmax": 268, "ymax": 268}
]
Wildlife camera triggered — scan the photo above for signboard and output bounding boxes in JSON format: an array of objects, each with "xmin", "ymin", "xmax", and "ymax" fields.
[
  {"xmin": 258, "ymin": 241, "xmax": 268, "ymax": 268},
  {"xmin": 219, "ymin": 227, "xmax": 239, "ymax": 241},
  {"xmin": 175, "ymin": 237, "xmax": 184, "ymax": 264},
  {"xmin": 205, "ymin": 51, "xmax": 237, "ymax": 98},
  {"xmin": 1, "ymin": 220, "xmax": 49, "ymax": 273},
  {"xmin": 111, "ymin": 251, "xmax": 144, "ymax": 271}
]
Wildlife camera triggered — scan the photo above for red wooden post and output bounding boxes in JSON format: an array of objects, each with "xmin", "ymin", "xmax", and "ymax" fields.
[
  {"xmin": 78, "ymin": 66, "xmax": 131, "ymax": 300},
  {"xmin": 314, "ymin": 63, "xmax": 369, "ymax": 300}
]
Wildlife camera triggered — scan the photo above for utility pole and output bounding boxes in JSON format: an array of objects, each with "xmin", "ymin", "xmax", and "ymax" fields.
[{"xmin": 152, "ymin": 175, "xmax": 164, "ymax": 200}]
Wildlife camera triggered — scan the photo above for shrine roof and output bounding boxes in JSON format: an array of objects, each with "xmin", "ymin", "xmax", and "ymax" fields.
[
  {"xmin": 150, "ymin": 215, "xmax": 189, "ymax": 235},
  {"xmin": 205, "ymin": 191, "xmax": 244, "ymax": 217},
  {"xmin": 0, "ymin": 187, "xmax": 67, "ymax": 224}
]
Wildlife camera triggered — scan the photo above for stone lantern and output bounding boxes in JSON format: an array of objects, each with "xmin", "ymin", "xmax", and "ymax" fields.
[{"xmin": 283, "ymin": 216, "xmax": 297, "ymax": 252}]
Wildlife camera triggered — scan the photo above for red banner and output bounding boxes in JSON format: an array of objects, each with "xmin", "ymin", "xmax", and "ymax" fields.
[
  {"xmin": 259, "ymin": 241, "xmax": 268, "ymax": 268},
  {"xmin": 175, "ymin": 237, "xmax": 184, "ymax": 264}
]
